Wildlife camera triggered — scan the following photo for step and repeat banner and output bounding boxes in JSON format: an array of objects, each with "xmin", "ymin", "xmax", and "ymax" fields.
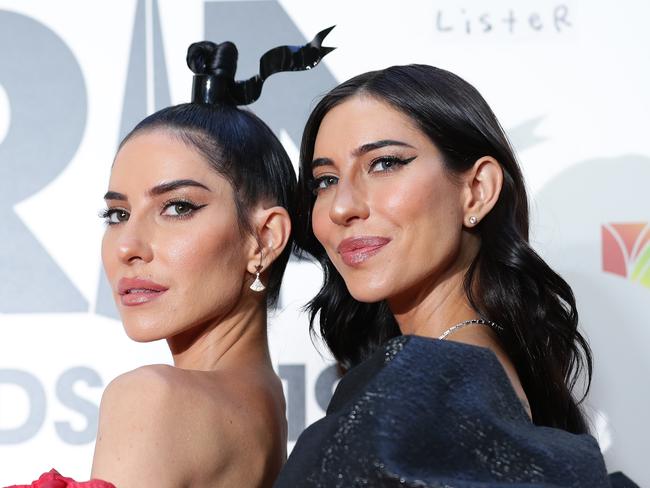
[{"xmin": 0, "ymin": 0, "xmax": 648, "ymax": 484}]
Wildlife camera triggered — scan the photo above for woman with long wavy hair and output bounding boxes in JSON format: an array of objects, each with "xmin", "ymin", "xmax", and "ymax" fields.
[{"xmin": 275, "ymin": 65, "xmax": 632, "ymax": 487}]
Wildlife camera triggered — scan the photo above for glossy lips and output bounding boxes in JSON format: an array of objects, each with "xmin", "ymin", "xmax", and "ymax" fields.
[
  {"xmin": 118, "ymin": 278, "xmax": 168, "ymax": 306},
  {"xmin": 337, "ymin": 236, "xmax": 391, "ymax": 266}
]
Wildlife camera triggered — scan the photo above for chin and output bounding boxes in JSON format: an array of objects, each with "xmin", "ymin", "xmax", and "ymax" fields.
[
  {"xmin": 346, "ymin": 279, "xmax": 391, "ymax": 304},
  {"xmin": 121, "ymin": 319, "xmax": 167, "ymax": 343}
]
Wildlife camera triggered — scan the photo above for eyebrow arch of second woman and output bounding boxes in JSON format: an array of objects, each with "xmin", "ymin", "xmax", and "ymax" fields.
[
  {"xmin": 103, "ymin": 179, "xmax": 213, "ymax": 201},
  {"xmin": 311, "ymin": 139, "xmax": 416, "ymax": 169}
]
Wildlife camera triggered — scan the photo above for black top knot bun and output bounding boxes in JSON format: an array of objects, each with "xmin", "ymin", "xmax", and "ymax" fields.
[
  {"xmin": 188, "ymin": 41, "xmax": 239, "ymax": 105},
  {"xmin": 186, "ymin": 41, "xmax": 238, "ymax": 80},
  {"xmin": 187, "ymin": 26, "xmax": 334, "ymax": 106}
]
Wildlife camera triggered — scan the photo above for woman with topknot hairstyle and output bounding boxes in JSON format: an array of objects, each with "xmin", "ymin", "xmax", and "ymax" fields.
[
  {"xmin": 8, "ymin": 28, "xmax": 333, "ymax": 488},
  {"xmin": 90, "ymin": 30, "xmax": 332, "ymax": 488}
]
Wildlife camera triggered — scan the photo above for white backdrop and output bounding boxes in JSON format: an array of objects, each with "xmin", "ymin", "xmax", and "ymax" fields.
[{"xmin": 0, "ymin": 0, "xmax": 648, "ymax": 485}]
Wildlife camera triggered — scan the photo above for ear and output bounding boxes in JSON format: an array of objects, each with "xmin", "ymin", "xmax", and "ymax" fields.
[
  {"xmin": 461, "ymin": 156, "xmax": 503, "ymax": 228},
  {"xmin": 246, "ymin": 205, "xmax": 292, "ymax": 275}
]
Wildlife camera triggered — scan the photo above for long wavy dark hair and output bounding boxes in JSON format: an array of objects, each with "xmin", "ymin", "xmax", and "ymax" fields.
[{"xmin": 295, "ymin": 64, "xmax": 593, "ymax": 434}]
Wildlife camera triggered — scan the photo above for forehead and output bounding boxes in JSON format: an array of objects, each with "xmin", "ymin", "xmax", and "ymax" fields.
[
  {"xmin": 314, "ymin": 95, "xmax": 426, "ymax": 155},
  {"xmin": 110, "ymin": 129, "xmax": 218, "ymax": 188}
]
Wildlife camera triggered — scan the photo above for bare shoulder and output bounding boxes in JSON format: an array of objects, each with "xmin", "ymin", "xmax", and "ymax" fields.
[
  {"xmin": 174, "ymin": 366, "xmax": 286, "ymax": 451},
  {"xmin": 200, "ymin": 367, "xmax": 287, "ymax": 485},
  {"xmin": 92, "ymin": 365, "xmax": 285, "ymax": 487},
  {"xmin": 91, "ymin": 365, "xmax": 193, "ymax": 486},
  {"xmin": 97, "ymin": 364, "xmax": 183, "ymax": 420}
]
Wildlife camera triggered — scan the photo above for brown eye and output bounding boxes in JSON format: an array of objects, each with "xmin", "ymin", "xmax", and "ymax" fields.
[
  {"xmin": 161, "ymin": 200, "xmax": 202, "ymax": 217},
  {"xmin": 102, "ymin": 208, "xmax": 130, "ymax": 225},
  {"xmin": 175, "ymin": 203, "xmax": 190, "ymax": 215}
]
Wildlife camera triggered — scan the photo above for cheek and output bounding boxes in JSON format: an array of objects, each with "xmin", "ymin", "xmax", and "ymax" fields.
[
  {"xmin": 101, "ymin": 231, "xmax": 118, "ymax": 280},
  {"xmin": 165, "ymin": 226, "xmax": 244, "ymax": 281},
  {"xmin": 377, "ymin": 173, "xmax": 464, "ymax": 275},
  {"xmin": 194, "ymin": 232, "xmax": 248, "ymax": 317},
  {"xmin": 383, "ymin": 169, "xmax": 462, "ymax": 228},
  {"xmin": 420, "ymin": 183, "xmax": 463, "ymax": 231},
  {"xmin": 311, "ymin": 198, "xmax": 332, "ymax": 247},
  {"xmin": 386, "ymin": 163, "xmax": 447, "ymax": 207},
  {"xmin": 381, "ymin": 186, "xmax": 423, "ymax": 221},
  {"xmin": 403, "ymin": 191, "xmax": 464, "ymax": 273}
]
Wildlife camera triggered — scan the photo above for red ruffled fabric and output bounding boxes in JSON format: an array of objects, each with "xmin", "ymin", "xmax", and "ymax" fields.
[{"xmin": 4, "ymin": 469, "xmax": 115, "ymax": 488}]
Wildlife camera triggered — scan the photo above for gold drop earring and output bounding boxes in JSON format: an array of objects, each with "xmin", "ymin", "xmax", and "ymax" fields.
[{"xmin": 249, "ymin": 251, "xmax": 266, "ymax": 292}]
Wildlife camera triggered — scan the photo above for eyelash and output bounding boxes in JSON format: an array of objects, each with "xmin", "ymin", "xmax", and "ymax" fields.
[
  {"xmin": 310, "ymin": 175, "xmax": 338, "ymax": 195},
  {"xmin": 99, "ymin": 199, "xmax": 206, "ymax": 226},
  {"xmin": 311, "ymin": 155, "xmax": 416, "ymax": 195},
  {"xmin": 161, "ymin": 199, "xmax": 206, "ymax": 219},
  {"xmin": 99, "ymin": 207, "xmax": 129, "ymax": 226},
  {"xmin": 368, "ymin": 155, "xmax": 416, "ymax": 173}
]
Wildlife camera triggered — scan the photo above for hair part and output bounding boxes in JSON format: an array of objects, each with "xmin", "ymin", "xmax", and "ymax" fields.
[{"xmin": 295, "ymin": 64, "xmax": 593, "ymax": 434}]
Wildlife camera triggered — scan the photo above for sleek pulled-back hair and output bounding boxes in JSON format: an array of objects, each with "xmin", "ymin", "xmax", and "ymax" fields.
[
  {"xmin": 120, "ymin": 42, "xmax": 296, "ymax": 307},
  {"xmin": 295, "ymin": 64, "xmax": 593, "ymax": 434}
]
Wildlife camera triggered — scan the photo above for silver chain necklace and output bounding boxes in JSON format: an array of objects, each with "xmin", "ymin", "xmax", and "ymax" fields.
[{"xmin": 438, "ymin": 318, "xmax": 503, "ymax": 340}]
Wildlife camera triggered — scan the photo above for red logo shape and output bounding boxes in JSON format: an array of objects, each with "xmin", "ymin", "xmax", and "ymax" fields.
[{"xmin": 602, "ymin": 223, "xmax": 650, "ymax": 279}]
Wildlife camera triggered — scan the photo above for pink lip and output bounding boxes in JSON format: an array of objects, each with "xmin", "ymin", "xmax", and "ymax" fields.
[
  {"xmin": 117, "ymin": 277, "xmax": 169, "ymax": 307},
  {"xmin": 337, "ymin": 236, "xmax": 391, "ymax": 266}
]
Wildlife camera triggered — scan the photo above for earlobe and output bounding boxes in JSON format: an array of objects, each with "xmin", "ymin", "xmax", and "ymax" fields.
[{"xmin": 463, "ymin": 156, "xmax": 503, "ymax": 226}]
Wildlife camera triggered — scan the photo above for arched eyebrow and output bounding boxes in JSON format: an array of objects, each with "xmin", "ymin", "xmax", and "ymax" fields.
[
  {"xmin": 311, "ymin": 157, "xmax": 333, "ymax": 169},
  {"xmin": 148, "ymin": 179, "xmax": 211, "ymax": 196},
  {"xmin": 103, "ymin": 179, "xmax": 212, "ymax": 201},
  {"xmin": 352, "ymin": 139, "xmax": 414, "ymax": 157},
  {"xmin": 104, "ymin": 191, "xmax": 127, "ymax": 201},
  {"xmin": 311, "ymin": 139, "xmax": 415, "ymax": 169}
]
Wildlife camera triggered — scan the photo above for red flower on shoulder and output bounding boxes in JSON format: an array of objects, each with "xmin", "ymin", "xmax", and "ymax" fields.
[{"xmin": 4, "ymin": 469, "xmax": 115, "ymax": 488}]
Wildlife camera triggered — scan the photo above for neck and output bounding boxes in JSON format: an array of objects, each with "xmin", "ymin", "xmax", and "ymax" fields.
[
  {"xmin": 391, "ymin": 267, "xmax": 477, "ymax": 336},
  {"xmin": 390, "ymin": 257, "xmax": 506, "ymax": 364},
  {"xmin": 390, "ymin": 231, "xmax": 485, "ymax": 340},
  {"xmin": 388, "ymin": 233, "xmax": 529, "ymax": 412},
  {"xmin": 167, "ymin": 293, "xmax": 271, "ymax": 371}
]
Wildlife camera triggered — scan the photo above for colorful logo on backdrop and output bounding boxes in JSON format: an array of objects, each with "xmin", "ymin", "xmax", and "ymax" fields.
[{"xmin": 602, "ymin": 222, "xmax": 650, "ymax": 288}]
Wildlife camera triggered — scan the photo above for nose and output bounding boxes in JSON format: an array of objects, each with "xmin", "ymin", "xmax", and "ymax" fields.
[
  {"xmin": 115, "ymin": 220, "xmax": 154, "ymax": 265},
  {"xmin": 329, "ymin": 178, "xmax": 369, "ymax": 226}
]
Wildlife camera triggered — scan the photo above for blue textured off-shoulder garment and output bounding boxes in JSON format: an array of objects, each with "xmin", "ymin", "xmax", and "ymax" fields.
[{"xmin": 275, "ymin": 335, "xmax": 634, "ymax": 487}]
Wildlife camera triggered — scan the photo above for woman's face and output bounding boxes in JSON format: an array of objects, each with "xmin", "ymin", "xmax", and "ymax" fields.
[
  {"xmin": 311, "ymin": 95, "xmax": 468, "ymax": 309},
  {"xmin": 102, "ymin": 129, "xmax": 253, "ymax": 342}
]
